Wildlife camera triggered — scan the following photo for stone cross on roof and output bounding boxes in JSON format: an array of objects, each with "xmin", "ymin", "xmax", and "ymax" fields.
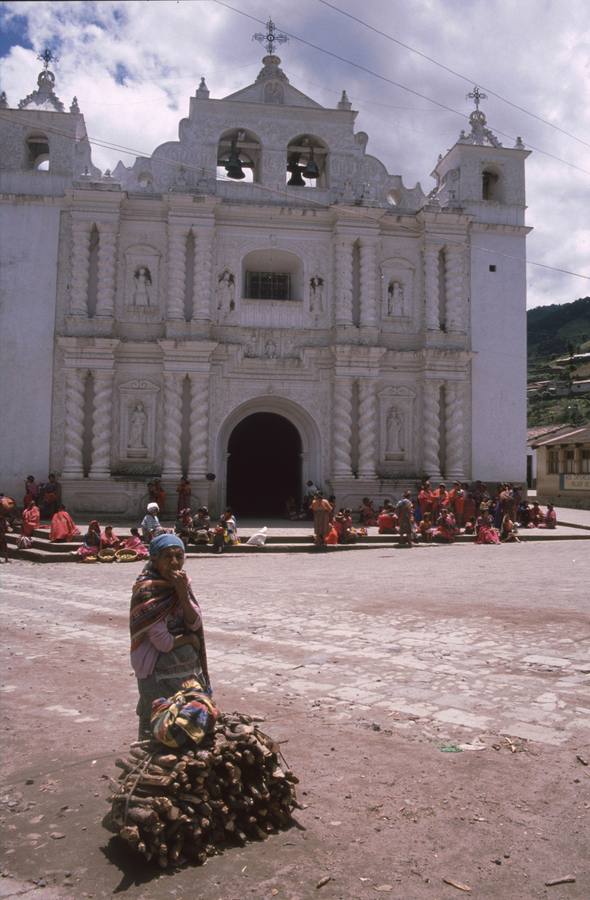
[
  {"xmin": 37, "ymin": 48, "xmax": 59, "ymax": 70},
  {"xmin": 252, "ymin": 18, "xmax": 288, "ymax": 57},
  {"xmin": 467, "ymin": 86, "xmax": 487, "ymax": 111}
]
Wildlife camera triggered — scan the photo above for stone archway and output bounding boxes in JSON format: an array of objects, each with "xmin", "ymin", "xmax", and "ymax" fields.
[{"xmin": 226, "ymin": 412, "xmax": 302, "ymax": 516}]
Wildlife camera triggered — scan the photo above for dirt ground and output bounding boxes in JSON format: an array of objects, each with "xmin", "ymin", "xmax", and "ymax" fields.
[{"xmin": 0, "ymin": 542, "xmax": 589, "ymax": 899}]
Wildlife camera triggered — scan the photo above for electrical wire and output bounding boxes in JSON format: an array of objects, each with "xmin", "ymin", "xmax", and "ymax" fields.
[
  {"xmin": 317, "ymin": 0, "xmax": 590, "ymax": 150},
  {"xmin": 1, "ymin": 116, "xmax": 588, "ymax": 283},
  {"xmin": 212, "ymin": 0, "xmax": 590, "ymax": 178}
]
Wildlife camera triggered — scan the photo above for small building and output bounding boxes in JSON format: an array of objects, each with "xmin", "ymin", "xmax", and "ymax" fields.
[{"xmin": 534, "ymin": 425, "xmax": 590, "ymax": 509}]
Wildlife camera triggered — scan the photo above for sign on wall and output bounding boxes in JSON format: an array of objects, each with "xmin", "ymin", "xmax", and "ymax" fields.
[{"xmin": 562, "ymin": 474, "xmax": 590, "ymax": 491}]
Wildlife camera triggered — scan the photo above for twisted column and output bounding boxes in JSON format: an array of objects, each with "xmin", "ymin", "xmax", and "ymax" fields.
[
  {"xmin": 70, "ymin": 222, "xmax": 91, "ymax": 315},
  {"xmin": 334, "ymin": 237, "xmax": 354, "ymax": 325},
  {"xmin": 359, "ymin": 237, "xmax": 379, "ymax": 327},
  {"xmin": 167, "ymin": 225, "xmax": 188, "ymax": 320},
  {"xmin": 89, "ymin": 371, "xmax": 114, "ymax": 479},
  {"xmin": 192, "ymin": 228, "xmax": 214, "ymax": 321},
  {"xmin": 445, "ymin": 245, "xmax": 465, "ymax": 332},
  {"xmin": 422, "ymin": 379, "xmax": 442, "ymax": 480},
  {"xmin": 62, "ymin": 369, "xmax": 86, "ymax": 478},
  {"xmin": 423, "ymin": 243, "xmax": 442, "ymax": 331},
  {"xmin": 357, "ymin": 379, "xmax": 377, "ymax": 478},
  {"xmin": 444, "ymin": 382, "xmax": 465, "ymax": 479},
  {"xmin": 188, "ymin": 374, "xmax": 210, "ymax": 478},
  {"xmin": 95, "ymin": 223, "xmax": 117, "ymax": 316},
  {"xmin": 332, "ymin": 378, "xmax": 354, "ymax": 476},
  {"xmin": 162, "ymin": 373, "xmax": 184, "ymax": 478}
]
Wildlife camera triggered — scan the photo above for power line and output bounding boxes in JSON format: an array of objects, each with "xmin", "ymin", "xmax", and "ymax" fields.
[
  {"xmin": 318, "ymin": 0, "xmax": 590, "ymax": 150},
  {"xmin": 1, "ymin": 112, "xmax": 588, "ymax": 283},
  {"xmin": 212, "ymin": 0, "xmax": 590, "ymax": 178}
]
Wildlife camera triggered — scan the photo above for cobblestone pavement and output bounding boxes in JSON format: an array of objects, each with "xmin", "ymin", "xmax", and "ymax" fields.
[{"xmin": 1, "ymin": 541, "xmax": 588, "ymax": 753}]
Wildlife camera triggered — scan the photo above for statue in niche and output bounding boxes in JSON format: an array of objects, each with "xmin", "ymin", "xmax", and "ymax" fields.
[
  {"xmin": 217, "ymin": 269, "xmax": 235, "ymax": 311},
  {"xmin": 244, "ymin": 333, "xmax": 258, "ymax": 358},
  {"xmin": 128, "ymin": 402, "xmax": 148, "ymax": 449},
  {"xmin": 386, "ymin": 408, "xmax": 404, "ymax": 454},
  {"xmin": 264, "ymin": 339, "xmax": 278, "ymax": 359},
  {"xmin": 387, "ymin": 279, "xmax": 404, "ymax": 316},
  {"xmin": 309, "ymin": 275, "xmax": 324, "ymax": 313},
  {"xmin": 133, "ymin": 266, "xmax": 152, "ymax": 306}
]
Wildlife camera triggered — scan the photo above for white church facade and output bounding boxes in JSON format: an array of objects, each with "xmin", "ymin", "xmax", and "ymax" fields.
[{"xmin": 0, "ymin": 36, "xmax": 531, "ymax": 517}]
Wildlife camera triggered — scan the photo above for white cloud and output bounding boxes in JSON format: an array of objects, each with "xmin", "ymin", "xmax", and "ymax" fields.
[{"xmin": 1, "ymin": 0, "xmax": 589, "ymax": 308}]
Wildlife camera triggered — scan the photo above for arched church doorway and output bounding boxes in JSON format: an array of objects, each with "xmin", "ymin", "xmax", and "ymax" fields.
[{"xmin": 226, "ymin": 412, "xmax": 302, "ymax": 516}]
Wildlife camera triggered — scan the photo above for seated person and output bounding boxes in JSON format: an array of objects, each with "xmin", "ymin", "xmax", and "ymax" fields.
[
  {"xmin": 500, "ymin": 514, "xmax": 520, "ymax": 543},
  {"xmin": 141, "ymin": 503, "xmax": 161, "ymax": 542},
  {"xmin": 377, "ymin": 502, "xmax": 397, "ymax": 534},
  {"xmin": 175, "ymin": 508, "xmax": 195, "ymax": 547},
  {"xmin": 359, "ymin": 497, "xmax": 377, "ymax": 526},
  {"xmin": 101, "ymin": 524, "xmax": 120, "ymax": 549},
  {"xmin": 433, "ymin": 509, "xmax": 457, "ymax": 543},
  {"xmin": 418, "ymin": 511, "xmax": 434, "ymax": 542},
  {"xmin": 49, "ymin": 504, "xmax": 80, "ymax": 542},
  {"xmin": 120, "ymin": 527, "xmax": 149, "ymax": 559},
  {"xmin": 542, "ymin": 503, "xmax": 557, "ymax": 529},
  {"xmin": 76, "ymin": 520, "xmax": 102, "ymax": 558},
  {"xmin": 463, "ymin": 516, "xmax": 476, "ymax": 535},
  {"xmin": 475, "ymin": 512, "xmax": 500, "ymax": 545},
  {"xmin": 530, "ymin": 501, "xmax": 544, "ymax": 527}
]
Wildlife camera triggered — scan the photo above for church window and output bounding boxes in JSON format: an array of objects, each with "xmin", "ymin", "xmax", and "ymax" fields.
[
  {"xmin": 246, "ymin": 272, "xmax": 291, "ymax": 300},
  {"xmin": 482, "ymin": 168, "xmax": 501, "ymax": 201},
  {"xmin": 489, "ymin": 264, "xmax": 497, "ymax": 272},
  {"xmin": 286, "ymin": 134, "xmax": 328, "ymax": 188},
  {"xmin": 26, "ymin": 133, "xmax": 50, "ymax": 170},
  {"xmin": 217, "ymin": 128, "xmax": 260, "ymax": 183},
  {"xmin": 242, "ymin": 249, "xmax": 302, "ymax": 301}
]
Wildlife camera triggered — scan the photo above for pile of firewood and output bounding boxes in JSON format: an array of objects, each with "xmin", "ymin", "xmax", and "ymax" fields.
[{"xmin": 103, "ymin": 711, "xmax": 300, "ymax": 868}]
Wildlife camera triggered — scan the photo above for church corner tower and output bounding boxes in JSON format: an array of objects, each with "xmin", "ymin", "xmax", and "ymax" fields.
[{"xmin": 430, "ymin": 88, "xmax": 531, "ymax": 485}]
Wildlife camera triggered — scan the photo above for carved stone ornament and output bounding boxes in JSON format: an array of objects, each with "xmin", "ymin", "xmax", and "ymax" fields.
[
  {"xmin": 118, "ymin": 380, "xmax": 160, "ymax": 461},
  {"xmin": 378, "ymin": 386, "xmax": 416, "ymax": 470},
  {"xmin": 380, "ymin": 258, "xmax": 414, "ymax": 319},
  {"xmin": 124, "ymin": 246, "xmax": 161, "ymax": 313}
]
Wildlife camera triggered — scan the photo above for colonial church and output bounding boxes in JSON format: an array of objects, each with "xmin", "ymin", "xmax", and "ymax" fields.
[{"xmin": 0, "ymin": 28, "xmax": 530, "ymax": 517}]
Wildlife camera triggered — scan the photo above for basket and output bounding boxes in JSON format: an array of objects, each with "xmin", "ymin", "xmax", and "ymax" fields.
[
  {"xmin": 98, "ymin": 548, "xmax": 117, "ymax": 563},
  {"xmin": 115, "ymin": 548, "xmax": 140, "ymax": 563}
]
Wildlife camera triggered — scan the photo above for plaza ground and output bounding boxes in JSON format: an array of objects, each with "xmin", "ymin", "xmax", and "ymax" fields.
[{"xmin": 0, "ymin": 540, "xmax": 589, "ymax": 899}]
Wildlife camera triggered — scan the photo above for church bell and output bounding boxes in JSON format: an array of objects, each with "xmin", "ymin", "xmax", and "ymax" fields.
[
  {"xmin": 302, "ymin": 148, "xmax": 319, "ymax": 180},
  {"xmin": 287, "ymin": 152, "xmax": 306, "ymax": 187},
  {"xmin": 225, "ymin": 139, "xmax": 246, "ymax": 180}
]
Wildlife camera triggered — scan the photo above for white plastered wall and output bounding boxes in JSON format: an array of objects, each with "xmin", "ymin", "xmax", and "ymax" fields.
[
  {"xmin": 0, "ymin": 203, "xmax": 60, "ymax": 497},
  {"xmin": 470, "ymin": 230, "xmax": 527, "ymax": 482}
]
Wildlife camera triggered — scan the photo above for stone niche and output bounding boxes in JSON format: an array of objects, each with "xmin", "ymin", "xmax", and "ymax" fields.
[
  {"xmin": 378, "ymin": 385, "xmax": 416, "ymax": 473},
  {"xmin": 118, "ymin": 379, "xmax": 160, "ymax": 464},
  {"xmin": 123, "ymin": 245, "xmax": 161, "ymax": 317},
  {"xmin": 380, "ymin": 257, "xmax": 415, "ymax": 323}
]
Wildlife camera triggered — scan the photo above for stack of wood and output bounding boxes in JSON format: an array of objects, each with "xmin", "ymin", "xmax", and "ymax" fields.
[{"xmin": 103, "ymin": 711, "xmax": 300, "ymax": 868}]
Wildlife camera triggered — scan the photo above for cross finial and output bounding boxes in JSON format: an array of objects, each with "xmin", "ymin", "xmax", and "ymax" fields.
[
  {"xmin": 467, "ymin": 85, "xmax": 487, "ymax": 110},
  {"xmin": 252, "ymin": 18, "xmax": 288, "ymax": 56},
  {"xmin": 37, "ymin": 48, "xmax": 59, "ymax": 70}
]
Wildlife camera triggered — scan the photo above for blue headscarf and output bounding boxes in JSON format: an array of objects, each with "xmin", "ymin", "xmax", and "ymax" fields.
[{"xmin": 149, "ymin": 532, "xmax": 185, "ymax": 557}]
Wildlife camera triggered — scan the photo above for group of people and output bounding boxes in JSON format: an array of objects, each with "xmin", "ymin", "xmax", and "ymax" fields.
[
  {"xmin": 310, "ymin": 481, "xmax": 558, "ymax": 549},
  {"xmin": 140, "ymin": 501, "xmax": 239, "ymax": 555}
]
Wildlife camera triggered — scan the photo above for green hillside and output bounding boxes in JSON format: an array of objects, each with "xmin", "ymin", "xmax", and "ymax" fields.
[{"xmin": 527, "ymin": 296, "xmax": 590, "ymax": 427}]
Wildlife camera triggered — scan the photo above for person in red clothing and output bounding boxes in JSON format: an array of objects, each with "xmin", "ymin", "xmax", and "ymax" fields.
[
  {"xmin": 377, "ymin": 501, "xmax": 397, "ymax": 534},
  {"xmin": 448, "ymin": 481, "xmax": 466, "ymax": 528},
  {"xmin": 22, "ymin": 499, "xmax": 41, "ymax": 537},
  {"xmin": 49, "ymin": 505, "xmax": 81, "ymax": 542},
  {"xmin": 101, "ymin": 524, "xmax": 121, "ymax": 549},
  {"xmin": 418, "ymin": 481, "xmax": 433, "ymax": 519},
  {"xmin": 431, "ymin": 483, "xmax": 449, "ymax": 520},
  {"xmin": 434, "ymin": 509, "xmax": 457, "ymax": 543}
]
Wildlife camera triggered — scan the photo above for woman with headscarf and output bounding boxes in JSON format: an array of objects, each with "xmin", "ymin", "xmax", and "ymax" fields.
[
  {"xmin": 75, "ymin": 520, "xmax": 102, "ymax": 558},
  {"xmin": 141, "ymin": 503, "xmax": 161, "ymax": 542},
  {"xmin": 130, "ymin": 533, "xmax": 211, "ymax": 739},
  {"xmin": 22, "ymin": 498, "xmax": 41, "ymax": 537}
]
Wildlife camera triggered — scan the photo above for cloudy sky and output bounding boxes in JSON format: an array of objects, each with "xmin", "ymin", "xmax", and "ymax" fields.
[{"xmin": 1, "ymin": 0, "xmax": 589, "ymax": 309}]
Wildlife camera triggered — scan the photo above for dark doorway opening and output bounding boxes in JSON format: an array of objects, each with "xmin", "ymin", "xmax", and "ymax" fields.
[{"xmin": 226, "ymin": 412, "xmax": 302, "ymax": 516}]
